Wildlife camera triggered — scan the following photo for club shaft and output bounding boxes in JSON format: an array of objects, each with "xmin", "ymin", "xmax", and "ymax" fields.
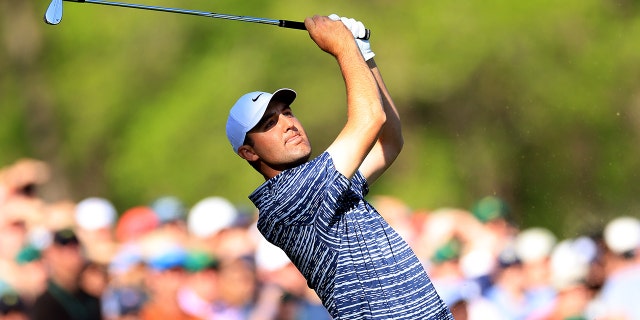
[
  {"xmin": 69, "ymin": 0, "xmax": 289, "ymax": 27},
  {"xmin": 60, "ymin": 0, "xmax": 369, "ymax": 39}
]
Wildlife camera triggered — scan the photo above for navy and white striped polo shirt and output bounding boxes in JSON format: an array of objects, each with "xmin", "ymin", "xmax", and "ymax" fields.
[{"xmin": 250, "ymin": 152, "xmax": 453, "ymax": 319}]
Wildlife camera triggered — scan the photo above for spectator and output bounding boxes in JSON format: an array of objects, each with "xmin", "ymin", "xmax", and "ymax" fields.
[
  {"xmin": 529, "ymin": 237, "xmax": 596, "ymax": 320},
  {"xmin": 470, "ymin": 196, "xmax": 518, "ymax": 259},
  {"xmin": 102, "ymin": 244, "xmax": 147, "ymax": 320},
  {"xmin": 79, "ymin": 262, "xmax": 109, "ymax": 302},
  {"xmin": 588, "ymin": 216, "xmax": 640, "ymax": 319},
  {"xmin": 0, "ymin": 291, "xmax": 28, "ymax": 320},
  {"xmin": 0, "ymin": 159, "xmax": 50, "ymax": 202},
  {"xmin": 74, "ymin": 197, "xmax": 118, "ymax": 260},
  {"xmin": 138, "ymin": 232, "xmax": 198, "ymax": 320},
  {"xmin": 484, "ymin": 243, "xmax": 528, "ymax": 320},
  {"xmin": 176, "ymin": 250, "xmax": 220, "ymax": 320},
  {"xmin": 31, "ymin": 228, "xmax": 101, "ymax": 320},
  {"xmin": 4, "ymin": 158, "xmax": 640, "ymax": 320},
  {"xmin": 150, "ymin": 196, "xmax": 187, "ymax": 226},
  {"xmin": 465, "ymin": 196, "xmax": 518, "ymax": 294},
  {"xmin": 187, "ymin": 196, "xmax": 250, "ymax": 260},
  {"xmin": 429, "ymin": 237, "xmax": 503, "ymax": 320},
  {"xmin": 253, "ymin": 235, "xmax": 331, "ymax": 320},
  {"xmin": 44, "ymin": 200, "xmax": 77, "ymax": 232},
  {"xmin": 150, "ymin": 196, "xmax": 190, "ymax": 246},
  {"xmin": 115, "ymin": 206, "xmax": 160, "ymax": 245},
  {"xmin": 514, "ymin": 227, "xmax": 557, "ymax": 315},
  {"xmin": 13, "ymin": 245, "xmax": 47, "ymax": 307},
  {"xmin": 103, "ymin": 285, "xmax": 147, "ymax": 320},
  {"xmin": 214, "ymin": 256, "xmax": 258, "ymax": 319}
]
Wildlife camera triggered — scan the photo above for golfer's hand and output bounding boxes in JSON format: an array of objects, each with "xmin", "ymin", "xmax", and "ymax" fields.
[
  {"xmin": 329, "ymin": 14, "xmax": 375, "ymax": 61},
  {"xmin": 304, "ymin": 15, "xmax": 359, "ymax": 58}
]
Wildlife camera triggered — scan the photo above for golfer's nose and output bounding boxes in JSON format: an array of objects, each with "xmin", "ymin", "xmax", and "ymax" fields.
[{"xmin": 280, "ymin": 114, "xmax": 295, "ymax": 129}]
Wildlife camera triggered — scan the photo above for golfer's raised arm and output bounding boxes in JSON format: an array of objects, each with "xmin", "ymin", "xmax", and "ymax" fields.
[
  {"xmin": 358, "ymin": 59, "xmax": 404, "ymax": 185},
  {"xmin": 312, "ymin": 14, "xmax": 402, "ymax": 184},
  {"xmin": 305, "ymin": 15, "xmax": 385, "ymax": 180}
]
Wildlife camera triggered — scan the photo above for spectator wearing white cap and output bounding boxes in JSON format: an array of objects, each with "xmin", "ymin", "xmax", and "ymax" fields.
[
  {"xmin": 74, "ymin": 197, "xmax": 118, "ymax": 265},
  {"xmin": 187, "ymin": 197, "xmax": 238, "ymax": 240},
  {"xmin": 528, "ymin": 237, "xmax": 597, "ymax": 320},
  {"xmin": 514, "ymin": 227, "xmax": 557, "ymax": 317},
  {"xmin": 588, "ymin": 216, "xmax": 640, "ymax": 319},
  {"xmin": 187, "ymin": 196, "xmax": 255, "ymax": 260}
]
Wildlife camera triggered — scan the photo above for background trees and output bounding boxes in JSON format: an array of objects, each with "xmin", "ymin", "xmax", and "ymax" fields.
[{"xmin": 2, "ymin": 0, "xmax": 639, "ymax": 236}]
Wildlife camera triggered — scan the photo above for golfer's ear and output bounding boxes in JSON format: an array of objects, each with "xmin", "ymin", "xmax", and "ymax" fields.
[{"xmin": 238, "ymin": 145, "xmax": 258, "ymax": 161}]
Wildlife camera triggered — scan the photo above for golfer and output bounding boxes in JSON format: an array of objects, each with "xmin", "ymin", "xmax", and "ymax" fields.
[{"xmin": 226, "ymin": 14, "xmax": 453, "ymax": 319}]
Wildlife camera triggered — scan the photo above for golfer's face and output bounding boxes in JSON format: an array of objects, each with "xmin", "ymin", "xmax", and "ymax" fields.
[{"xmin": 246, "ymin": 101, "xmax": 311, "ymax": 166}]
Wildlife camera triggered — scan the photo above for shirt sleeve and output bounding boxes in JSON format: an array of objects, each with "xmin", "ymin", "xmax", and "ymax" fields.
[{"xmin": 267, "ymin": 152, "xmax": 353, "ymax": 226}]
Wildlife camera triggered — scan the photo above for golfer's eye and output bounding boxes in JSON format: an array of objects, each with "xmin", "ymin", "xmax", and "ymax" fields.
[{"xmin": 265, "ymin": 118, "xmax": 277, "ymax": 129}]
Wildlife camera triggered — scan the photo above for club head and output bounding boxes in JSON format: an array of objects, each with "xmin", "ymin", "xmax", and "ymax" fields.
[{"xmin": 44, "ymin": 0, "xmax": 63, "ymax": 25}]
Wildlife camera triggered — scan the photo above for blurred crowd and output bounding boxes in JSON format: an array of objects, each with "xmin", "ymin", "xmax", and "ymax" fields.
[{"xmin": 1, "ymin": 158, "xmax": 639, "ymax": 320}]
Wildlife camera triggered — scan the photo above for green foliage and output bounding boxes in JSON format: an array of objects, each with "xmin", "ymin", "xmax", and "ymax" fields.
[{"xmin": 2, "ymin": 0, "xmax": 640, "ymax": 236}]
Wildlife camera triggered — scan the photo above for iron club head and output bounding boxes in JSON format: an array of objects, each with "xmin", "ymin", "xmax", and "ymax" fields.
[{"xmin": 44, "ymin": 0, "xmax": 63, "ymax": 25}]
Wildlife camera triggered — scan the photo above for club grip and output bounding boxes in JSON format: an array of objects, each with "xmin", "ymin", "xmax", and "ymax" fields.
[
  {"xmin": 279, "ymin": 20, "xmax": 306, "ymax": 30},
  {"xmin": 278, "ymin": 19, "xmax": 371, "ymax": 40}
]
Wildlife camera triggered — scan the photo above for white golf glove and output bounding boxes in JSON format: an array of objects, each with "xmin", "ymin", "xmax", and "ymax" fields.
[{"xmin": 329, "ymin": 14, "xmax": 375, "ymax": 61}]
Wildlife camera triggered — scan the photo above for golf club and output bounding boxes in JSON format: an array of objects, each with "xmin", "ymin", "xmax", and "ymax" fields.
[{"xmin": 44, "ymin": 0, "xmax": 370, "ymax": 40}]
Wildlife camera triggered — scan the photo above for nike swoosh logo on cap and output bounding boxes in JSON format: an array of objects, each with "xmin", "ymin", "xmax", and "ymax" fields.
[{"xmin": 252, "ymin": 93, "xmax": 263, "ymax": 102}]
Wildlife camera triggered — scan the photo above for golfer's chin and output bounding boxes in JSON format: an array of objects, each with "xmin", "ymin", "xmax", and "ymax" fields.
[
  {"xmin": 279, "ymin": 146, "xmax": 312, "ymax": 169},
  {"xmin": 290, "ymin": 154, "xmax": 311, "ymax": 167}
]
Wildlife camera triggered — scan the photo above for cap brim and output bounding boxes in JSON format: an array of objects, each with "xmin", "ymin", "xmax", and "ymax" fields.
[{"xmin": 270, "ymin": 88, "xmax": 296, "ymax": 106}]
